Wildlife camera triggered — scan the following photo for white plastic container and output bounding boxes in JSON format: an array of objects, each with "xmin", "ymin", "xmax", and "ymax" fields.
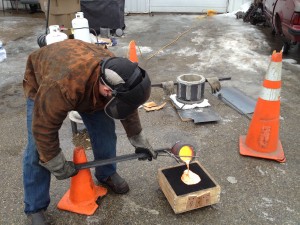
[
  {"xmin": 72, "ymin": 12, "xmax": 91, "ymax": 43},
  {"xmin": 0, "ymin": 41, "xmax": 7, "ymax": 63},
  {"xmin": 46, "ymin": 25, "xmax": 68, "ymax": 45}
]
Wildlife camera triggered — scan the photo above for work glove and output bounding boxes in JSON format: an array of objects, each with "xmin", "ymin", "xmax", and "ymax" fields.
[
  {"xmin": 206, "ymin": 77, "xmax": 221, "ymax": 94},
  {"xmin": 161, "ymin": 81, "xmax": 175, "ymax": 95},
  {"xmin": 39, "ymin": 150, "xmax": 78, "ymax": 180},
  {"xmin": 129, "ymin": 130, "xmax": 157, "ymax": 161}
]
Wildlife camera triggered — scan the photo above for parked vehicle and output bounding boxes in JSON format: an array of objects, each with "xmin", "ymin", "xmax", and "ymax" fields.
[{"xmin": 263, "ymin": 0, "xmax": 300, "ymax": 53}]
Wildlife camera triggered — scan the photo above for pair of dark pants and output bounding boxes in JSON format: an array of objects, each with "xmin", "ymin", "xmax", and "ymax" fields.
[{"xmin": 23, "ymin": 98, "xmax": 116, "ymax": 214}]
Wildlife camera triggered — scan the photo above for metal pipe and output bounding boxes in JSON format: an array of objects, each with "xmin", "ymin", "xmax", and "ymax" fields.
[
  {"xmin": 75, "ymin": 153, "xmax": 147, "ymax": 170},
  {"xmin": 151, "ymin": 77, "xmax": 231, "ymax": 88},
  {"xmin": 75, "ymin": 148, "xmax": 170, "ymax": 170},
  {"xmin": 46, "ymin": 0, "xmax": 50, "ymax": 34}
]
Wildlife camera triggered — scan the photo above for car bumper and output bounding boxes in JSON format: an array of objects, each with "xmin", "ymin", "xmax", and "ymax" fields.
[{"xmin": 288, "ymin": 27, "xmax": 300, "ymax": 42}]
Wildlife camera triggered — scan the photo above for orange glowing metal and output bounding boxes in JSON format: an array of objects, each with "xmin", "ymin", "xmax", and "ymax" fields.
[
  {"xmin": 181, "ymin": 169, "xmax": 201, "ymax": 185},
  {"xmin": 178, "ymin": 145, "xmax": 194, "ymax": 162},
  {"xmin": 178, "ymin": 145, "xmax": 201, "ymax": 185}
]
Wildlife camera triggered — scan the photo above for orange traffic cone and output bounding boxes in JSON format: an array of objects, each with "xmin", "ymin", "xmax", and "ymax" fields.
[
  {"xmin": 128, "ymin": 40, "xmax": 138, "ymax": 63},
  {"xmin": 239, "ymin": 50, "xmax": 286, "ymax": 163},
  {"xmin": 57, "ymin": 146, "xmax": 107, "ymax": 215}
]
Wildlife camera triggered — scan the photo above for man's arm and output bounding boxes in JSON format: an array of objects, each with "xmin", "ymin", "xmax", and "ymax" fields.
[
  {"xmin": 121, "ymin": 110, "xmax": 157, "ymax": 160},
  {"xmin": 120, "ymin": 109, "xmax": 142, "ymax": 137},
  {"xmin": 32, "ymin": 80, "xmax": 73, "ymax": 162},
  {"xmin": 32, "ymin": 80, "xmax": 79, "ymax": 179}
]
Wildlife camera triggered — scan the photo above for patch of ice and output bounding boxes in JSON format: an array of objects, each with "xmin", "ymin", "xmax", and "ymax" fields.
[
  {"xmin": 190, "ymin": 28, "xmax": 269, "ymax": 73},
  {"xmin": 138, "ymin": 46, "xmax": 153, "ymax": 54},
  {"xmin": 283, "ymin": 58, "xmax": 297, "ymax": 64},
  {"xmin": 216, "ymin": 13, "xmax": 236, "ymax": 18},
  {"xmin": 227, "ymin": 176, "xmax": 237, "ymax": 184},
  {"xmin": 231, "ymin": 1, "xmax": 252, "ymax": 15},
  {"xmin": 174, "ymin": 47, "xmax": 198, "ymax": 56}
]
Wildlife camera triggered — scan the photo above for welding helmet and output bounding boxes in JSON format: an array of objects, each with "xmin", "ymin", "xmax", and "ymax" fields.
[{"xmin": 100, "ymin": 57, "xmax": 151, "ymax": 120}]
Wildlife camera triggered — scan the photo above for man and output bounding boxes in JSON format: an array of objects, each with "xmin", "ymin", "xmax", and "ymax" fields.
[{"xmin": 23, "ymin": 39, "xmax": 156, "ymax": 224}]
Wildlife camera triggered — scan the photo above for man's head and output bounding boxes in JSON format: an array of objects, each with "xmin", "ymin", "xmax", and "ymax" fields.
[{"xmin": 100, "ymin": 57, "xmax": 151, "ymax": 120}]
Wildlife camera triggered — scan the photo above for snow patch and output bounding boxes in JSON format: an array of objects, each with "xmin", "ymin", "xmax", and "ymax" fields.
[
  {"xmin": 189, "ymin": 28, "xmax": 269, "ymax": 73},
  {"xmin": 227, "ymin": 176, "xmax": 237, "ymax": 184},
  {"xmin": 174, "ymin": 47, "xmax": 198, "ymax": 56},
  {"xmin": 231, "ymin": 1, "xmax": 252, "ymax": 15},
  {"xmin": 138, "ymin": 46, "xmax": 153, "ymax": 54},
  {"xmin": 283, "ymin": 58, "xmax": 300, "ymax": 68}
]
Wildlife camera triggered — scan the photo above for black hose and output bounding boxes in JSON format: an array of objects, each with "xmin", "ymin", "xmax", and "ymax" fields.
[
  {"xmin": 37, "ymin": 34, "xmax": 47, "ymax": 48},
  {"xmin": 37, "ymin": 0, "xmax": 51, "ymax": 48}
]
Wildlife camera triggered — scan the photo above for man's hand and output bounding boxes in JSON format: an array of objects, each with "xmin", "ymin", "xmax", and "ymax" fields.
[
  {"xmin": 206, "ymin": 77, "xmax": 221, "ymax": 94},
  {"xmin": 39, "ymin": 150, "xmax": 78, "ymax": 180},
  {"xmin": 129, "ymin": 130, "xmax": 157, "ymax": 161}
]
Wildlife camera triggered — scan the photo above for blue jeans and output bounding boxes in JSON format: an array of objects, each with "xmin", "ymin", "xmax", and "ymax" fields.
[{"xmin": 23, "ymin": 98, "xmax": 117, "ymax": 214}]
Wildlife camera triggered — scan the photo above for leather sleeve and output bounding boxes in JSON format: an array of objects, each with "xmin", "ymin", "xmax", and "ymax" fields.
[
  {"xmin": 32, "ymin": 80, "xmax": 73, "ymax": 162},
  {"xmin": 120, "ymin": 109, "xmax": 142, "ymax": 138}
]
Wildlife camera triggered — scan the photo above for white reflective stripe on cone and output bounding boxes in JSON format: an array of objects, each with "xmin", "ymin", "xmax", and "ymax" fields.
[
  {"xmin": 265, "ymin": 62, "xmax": 282, "ymax": 81},
  {"xmin": 260, "ymin": 87, "xmax": 281, "ymax": 101}
]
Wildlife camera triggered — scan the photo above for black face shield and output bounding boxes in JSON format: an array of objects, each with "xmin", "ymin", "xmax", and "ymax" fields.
[{"xmin": 100, "ymin": 58, "xmax": 151, "ymax": 120}]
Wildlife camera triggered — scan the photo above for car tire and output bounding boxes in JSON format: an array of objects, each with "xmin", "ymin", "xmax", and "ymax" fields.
[
  {"xmin": 275, "ymin": 14, "xmax": 283, "ymax": 35},
  {"xmin": 271, "ymin": 29, "xmax": 276, "ymax": 36},
  {"xmin": 283, "ymin": 41, "xmax": 290, "ymax": 54}
]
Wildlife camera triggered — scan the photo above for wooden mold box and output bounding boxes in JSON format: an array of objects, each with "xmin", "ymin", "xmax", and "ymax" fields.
[{"xmin": 158, "ymin": 161, "xmax": 221, "ymax": 214}]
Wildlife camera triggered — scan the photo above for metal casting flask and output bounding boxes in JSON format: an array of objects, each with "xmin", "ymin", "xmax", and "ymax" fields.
[
  {"xmin": 72, "ymin": 12, "xmax": 91, "ymax": 43},
  {"xmin": 176, "ymin": 74, "xmax": 205, "ymax": 104},
  {"xmin": 46, "ymin": 25, "xmax": 68, "ymax": 45}
]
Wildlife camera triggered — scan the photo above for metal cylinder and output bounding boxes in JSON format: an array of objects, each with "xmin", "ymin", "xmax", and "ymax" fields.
[
  {"xmin": 100, "ymin": 27, "xmax": 110, "ymax": 38},
  {"xmin": 72, "ymin": 12, "xmax": 91, "ymax": 43},
  {"xmin": 46, "ymin": 25, "xmax": 68, "ymax": 45},
  {"xmin": 176, "ymin": 74, "xmax": 205, "ymax": 103}
]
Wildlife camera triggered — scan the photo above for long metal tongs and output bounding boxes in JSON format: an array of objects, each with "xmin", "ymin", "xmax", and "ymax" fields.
[
  {"xmin": 75, "ymin": 147, "xmax": 199, "ymax": 170},
  {"xmin": 75, "ymin": 148, "xmax": 168, "ymax": 170},
  {"xmin": 150, "ymin": 77, "xmax": 231, "ymax": 88}
]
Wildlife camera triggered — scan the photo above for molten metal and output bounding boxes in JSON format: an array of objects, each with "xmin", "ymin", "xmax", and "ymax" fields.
[{"xmin": 181, "ymin": 168, "xmax": 201, "ymax": 185}]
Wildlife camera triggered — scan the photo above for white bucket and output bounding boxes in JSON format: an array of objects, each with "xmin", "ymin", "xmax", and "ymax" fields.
[{"xmin": 72, "ymin": 12, "xmax": 91, "ymax": 43}]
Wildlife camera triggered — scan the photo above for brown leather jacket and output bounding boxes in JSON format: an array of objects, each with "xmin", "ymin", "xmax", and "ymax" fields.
[{"xmin": 23, "ymin": 39, "xmax": 142, "ymax": 162}]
